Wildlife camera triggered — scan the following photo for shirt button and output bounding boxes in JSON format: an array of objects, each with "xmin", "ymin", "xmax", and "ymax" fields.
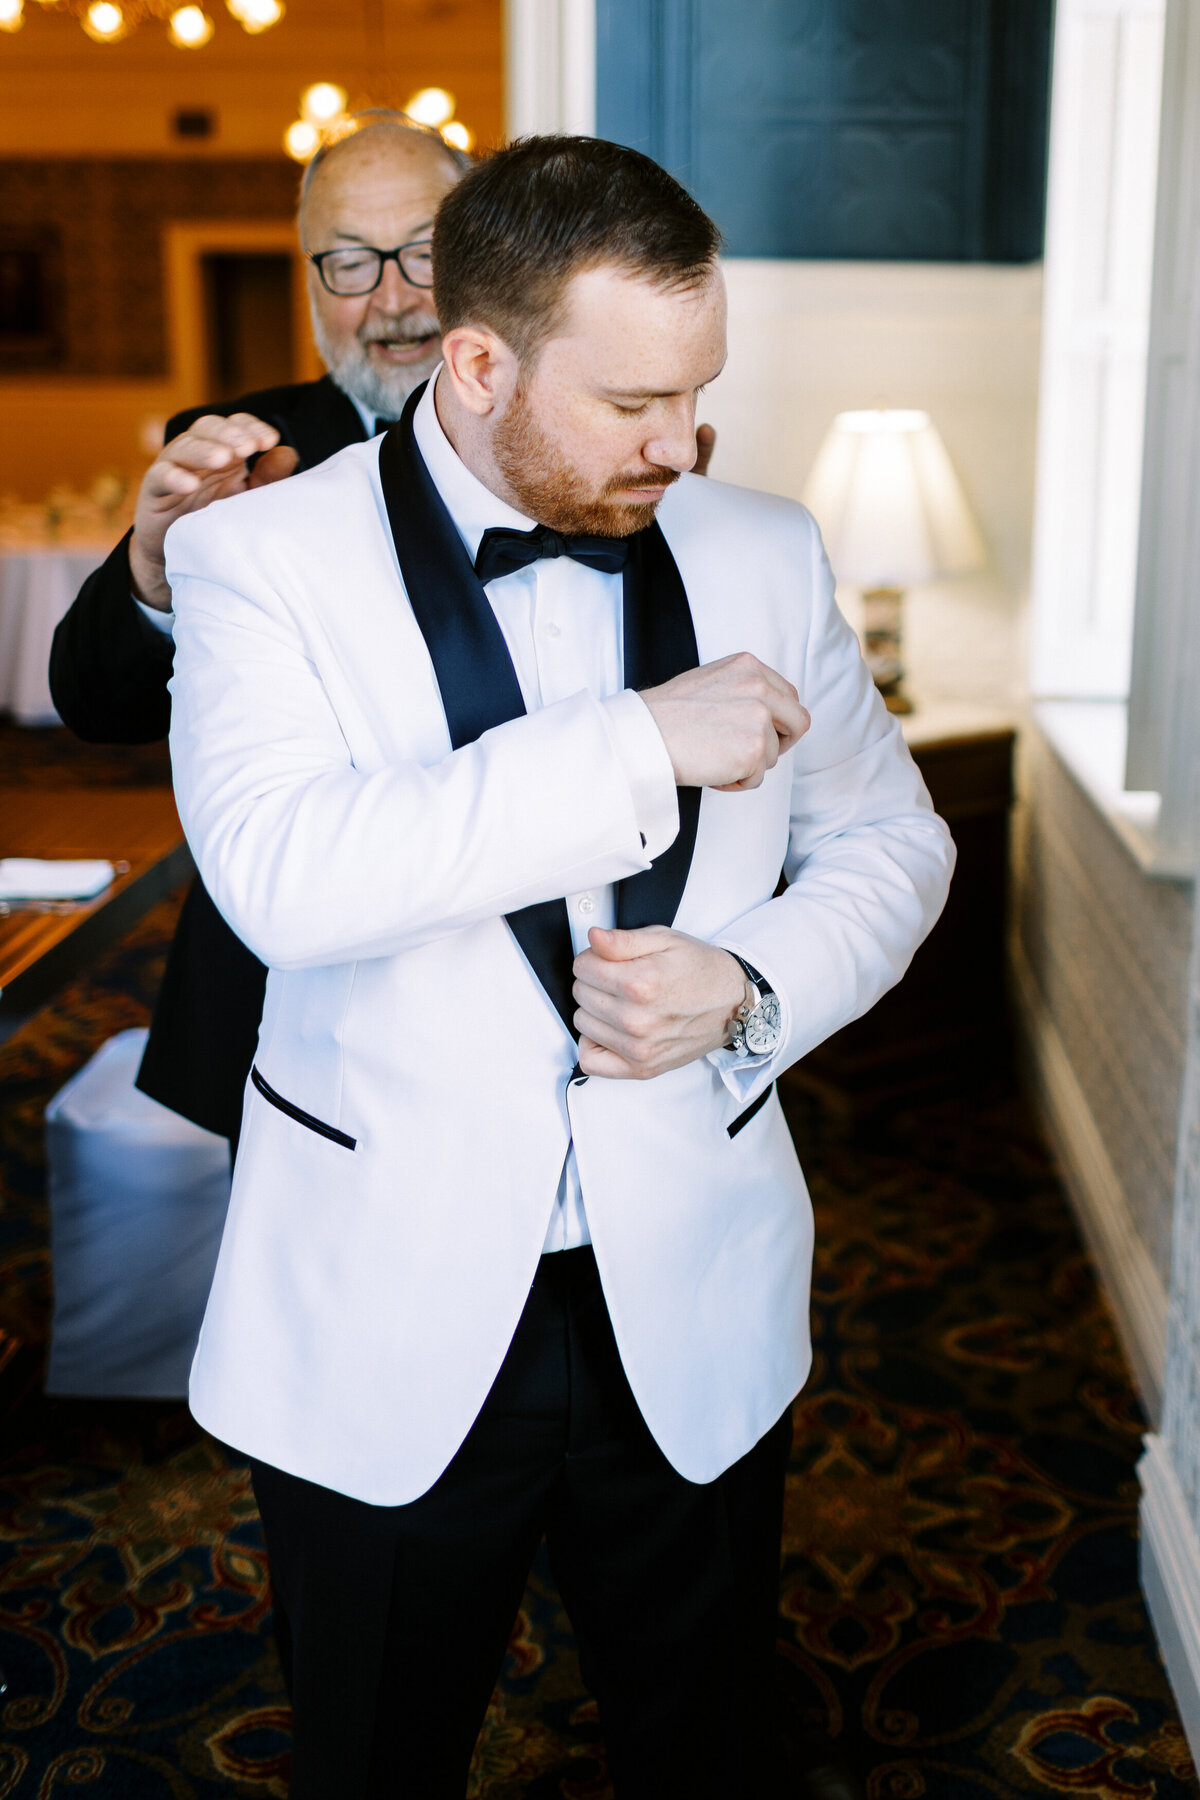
[
  {"xmin": 545, "ymin": 621, "xmax": 562, "ymax": 638},
  {"xmin": 578, "ymin": 894, "xmax": 595, "ymax": 914}
]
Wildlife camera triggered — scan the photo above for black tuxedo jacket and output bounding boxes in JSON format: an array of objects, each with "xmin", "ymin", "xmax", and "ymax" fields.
[{"xmin": 49, "ymin": 374, "xmax": 368, "ymax": 1141}]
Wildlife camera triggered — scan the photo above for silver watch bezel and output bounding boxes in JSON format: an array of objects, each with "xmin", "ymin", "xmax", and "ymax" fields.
[{"xmin": 743, "ymin": 990, "xmax": 782, "ymax": 1054}]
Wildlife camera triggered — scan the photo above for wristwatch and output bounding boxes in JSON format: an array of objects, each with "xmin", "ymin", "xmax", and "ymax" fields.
[{"xmin": 726, "ymin": 953, "xmax": 782, "ymax": 1057}]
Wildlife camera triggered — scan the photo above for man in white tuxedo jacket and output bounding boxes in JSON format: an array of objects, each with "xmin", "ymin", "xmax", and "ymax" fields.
[{"xmin": 166, "ymin": 136, "xmax": 954, "ymax": 1798}]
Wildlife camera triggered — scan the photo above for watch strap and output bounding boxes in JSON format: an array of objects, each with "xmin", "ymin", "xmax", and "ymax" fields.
[
  {"xmin": 726, "ymin": 951, "xmax": 777, "ymax": 1057},
  {"xmin": 728, "ymin": 952, "xmax": 773, "ymax": 998}
]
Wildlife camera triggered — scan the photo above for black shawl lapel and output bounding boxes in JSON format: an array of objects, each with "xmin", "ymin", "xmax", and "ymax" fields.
[
  {"xmin": 615, "ymin": 525, "xmax": 701, "ymax": 930},
  {"xmin": 376, "ymin": 384, "xmax": 701, "ymax": 1038},
  {"xmin": 378, "ymin": 387, "xmax": 579, "ymax": 1036}
]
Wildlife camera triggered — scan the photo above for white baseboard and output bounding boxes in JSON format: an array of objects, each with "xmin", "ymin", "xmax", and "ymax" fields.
[
  {"xmin": 1140, "ymin": 1435, "xmax": 1200, "ymax": 1766},
  {"xmin": 1010, "ymin": 939, "xmax": 1168, "ymax": 1421}
]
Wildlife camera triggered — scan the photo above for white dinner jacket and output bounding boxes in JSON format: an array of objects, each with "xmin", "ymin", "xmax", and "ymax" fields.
[{"xmin": 165, "ymin": 430, "xmax": 955, "ymax": 1506}]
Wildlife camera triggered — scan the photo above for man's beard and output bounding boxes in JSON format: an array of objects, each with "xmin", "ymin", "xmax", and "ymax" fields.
[
  {"xmin": 493, "ymin": 381, "xmax": 680, "ymax": 537},
  {"xmin": 310, "ymin": 302, "xmax": 442, "ymax": 420}
]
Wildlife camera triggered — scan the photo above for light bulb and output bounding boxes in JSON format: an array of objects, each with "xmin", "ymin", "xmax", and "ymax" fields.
[
  {"xmin": 300, "ymin": 82, "xmax": 347, "ymax": 126},
  {"xmin": 0, "ymin": 0, "xmax": 24, "ymax": 33},
  {"xmin": 232, "ymin": 0, "xmax": 282, "ymax": 31},
  {"xmin": 404, "ymin": 87, "xmax": 455, "ymax": 129},
  {"xmin": 441, "ymin": 120, "xmax": 473, "ymax": 152},
  {"xmin": 83, "ymin": 1, "xmax": 127, "ymax": 40},
  {"xmin": 284, "ymin": 118, "xmax": 320, "ymax": 163},
  {"xmin": 168, "ymin": 4, "xmax": 213, "ymax": 46}
]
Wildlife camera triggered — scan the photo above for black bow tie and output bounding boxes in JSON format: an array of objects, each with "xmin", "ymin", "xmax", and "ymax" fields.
[
  {"xmin": 374, "ymin": 417, "xmax": 398, "ymax": 438},
  {"xmin": 474, "ymin": 524, "xmax": 631, "ymax": 584}
]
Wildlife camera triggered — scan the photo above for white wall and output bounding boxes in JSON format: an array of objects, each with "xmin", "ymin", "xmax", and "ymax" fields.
[{"xmin": 702, "ymin": 260, "xmax": 1044, "ymax": 712}]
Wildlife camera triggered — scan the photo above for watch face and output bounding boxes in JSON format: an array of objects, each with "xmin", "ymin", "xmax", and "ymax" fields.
[{"xmin": 745, "ymin": 992, "xmax": 782, "ymax": 1054}]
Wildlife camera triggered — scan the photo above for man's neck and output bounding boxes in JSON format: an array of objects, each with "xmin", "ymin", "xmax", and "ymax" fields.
[{"xmin": 433, "ymin": 372, "xmax": 526, "ymax": 516}]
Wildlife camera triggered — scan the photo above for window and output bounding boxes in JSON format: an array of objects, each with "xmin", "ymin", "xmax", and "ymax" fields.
[
  {"xmin": 1029, "ymin": 0, "xmax": 1165, "ymax": 702},
  {"xmin": 1030, "ymin": 0, "xmax": 1198, "ymax": 878}
]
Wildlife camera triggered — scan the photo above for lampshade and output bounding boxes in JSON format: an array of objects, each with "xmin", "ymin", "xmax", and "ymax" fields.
[{"xmin": 802, "ymin": 409, "xmax": 986, "ymax": 588}]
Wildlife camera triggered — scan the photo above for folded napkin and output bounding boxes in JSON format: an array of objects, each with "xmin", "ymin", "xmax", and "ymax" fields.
[{"xmin": 0, "ymin": 858, "xmax": 115, "ymax": 901}]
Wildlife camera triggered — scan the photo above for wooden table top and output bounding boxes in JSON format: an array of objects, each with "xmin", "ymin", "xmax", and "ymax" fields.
[{"xmin": 0, "ymin": 786, "xmax": 187, "ymax": 1000}]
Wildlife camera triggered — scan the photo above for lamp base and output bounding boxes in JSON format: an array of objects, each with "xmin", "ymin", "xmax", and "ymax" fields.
[{"xmin": 861, "ymin": 586, "xmax": 914, "ymax": 714}]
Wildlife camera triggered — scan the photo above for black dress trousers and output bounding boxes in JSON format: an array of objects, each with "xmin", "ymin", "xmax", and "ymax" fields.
[{"xmin": 250, "ymin": 1246, "xmax": 793, "ymax": 1799}]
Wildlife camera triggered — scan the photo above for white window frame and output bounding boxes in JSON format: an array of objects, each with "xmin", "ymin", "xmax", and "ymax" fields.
[
  {"xmin": 1125, "ymin": 0, "xmax": 1200, "ymax": 874},
  {"xmin": 505, "ymin": 0, "xmax": 596, "ymax": 138},
  {"xmin": 1031, "ymin": 0, "xmax": 1198, "ymax": 880},
  {"xmin": 1029, "ymin": 0, "xmax": 1166, "ymax": 702}
]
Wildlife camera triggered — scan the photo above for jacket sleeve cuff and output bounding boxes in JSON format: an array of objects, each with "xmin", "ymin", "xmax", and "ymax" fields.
[{"xmin": 598, "ymin": 687, "xmax": 679, "ymax": 859}]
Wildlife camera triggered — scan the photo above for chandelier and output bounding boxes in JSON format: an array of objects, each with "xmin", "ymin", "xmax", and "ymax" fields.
[
  {"xmin": 283, "ymin": 84, "xmax": 475, "ymax": 164},
  {"xmin": 0, "ymin": 0, "xmax": 283, "ymax": 44}
]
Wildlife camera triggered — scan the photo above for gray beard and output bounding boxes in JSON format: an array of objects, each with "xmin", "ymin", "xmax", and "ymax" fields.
[{"xmin": 310, "ymin": 304, "xmax": 442, "ymax": 421}]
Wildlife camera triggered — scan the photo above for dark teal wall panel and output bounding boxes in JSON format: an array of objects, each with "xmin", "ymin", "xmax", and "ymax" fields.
[{"xmin": 596, "ymin": 0, "xmax": 1053, "ymax": 262}]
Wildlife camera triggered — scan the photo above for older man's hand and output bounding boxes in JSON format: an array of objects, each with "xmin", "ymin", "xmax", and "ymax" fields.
[
  {"xmin": 129, "ymin": 413, "xmax": 300, "ymax": 611},
  {"xmin": 573, "ymin": 925, "xmax": 746, "ymax": 1079},
  {"xmin": 694, "ymin": 423, "xmax": 716, "ymax": 477}
]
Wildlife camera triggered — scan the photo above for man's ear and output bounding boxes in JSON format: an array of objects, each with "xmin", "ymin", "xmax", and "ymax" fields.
[{"xmin": 440, "ymin": 324, "xmax": 519, "ymax": 418}]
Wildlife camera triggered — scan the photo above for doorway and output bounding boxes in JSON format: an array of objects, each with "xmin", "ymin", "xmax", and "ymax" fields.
[
  {"xmin": 201, "ymin": 252, "xmax": 295, "ymax": 400},
  {"xmin": 164, "ymin": 222, "xmax": 321, "ymax": 409}
]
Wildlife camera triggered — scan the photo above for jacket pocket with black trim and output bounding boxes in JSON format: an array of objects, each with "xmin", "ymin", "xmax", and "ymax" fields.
[{"xmin": 250, "ymin": 1065, "xmax": 357, "ymax": 1151}]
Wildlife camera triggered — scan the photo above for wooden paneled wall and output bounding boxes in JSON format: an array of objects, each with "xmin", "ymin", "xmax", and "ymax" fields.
[
  {"xmin": 0, "ymin": 0, "xmax": 502, "ymax": 495},
  {"xmin": 1, "ymin": 161, "xmax": 302, "ymax": 378},
  {"xmin": 0, "ymin": 0, "xmax": 503, "ymax": 157}
]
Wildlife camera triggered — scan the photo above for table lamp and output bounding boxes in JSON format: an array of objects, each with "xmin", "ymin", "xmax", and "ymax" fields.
[{"xmin": 802, "ymin": 409, "xmax": 986, "ymax": 713}]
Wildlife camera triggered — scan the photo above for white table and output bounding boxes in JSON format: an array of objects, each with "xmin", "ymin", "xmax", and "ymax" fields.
[{"xmin": 0, "ymin": 541, "xmax": 108, "ymax": 725}]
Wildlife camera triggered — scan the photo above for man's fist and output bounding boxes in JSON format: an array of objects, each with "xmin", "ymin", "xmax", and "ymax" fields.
[
  {"xmin": 130, "ymin": 413, "xmax": 300, "ymax": 611},
  {"xmin": 640, "ymin": 652, "xmax": 809, "ymax": 791},
  {"xmin": 573, "ymin": 925, "xmax": 746, "ymax": 1080}
]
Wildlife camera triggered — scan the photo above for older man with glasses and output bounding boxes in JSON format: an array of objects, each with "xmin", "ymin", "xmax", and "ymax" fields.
[{"xmin": 48, "ymin": 112, "xmax": 470, "ymax": 1152}]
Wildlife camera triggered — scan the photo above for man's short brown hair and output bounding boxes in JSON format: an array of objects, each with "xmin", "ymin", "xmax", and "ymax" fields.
[{"xmin": 432, "ymin": 135, "xmax": 721, "ymax": 362}]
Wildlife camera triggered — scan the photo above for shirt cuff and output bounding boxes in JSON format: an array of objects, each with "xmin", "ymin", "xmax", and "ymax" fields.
[
  {"xmin": 707, "ymin": 1040, "xmax": 773, "ymax": 1084},
  {"xmin": 598, "ymin": 688, "xmax": 679, "ymax": 860},
  {"xmin": 134, "ymin": 595, "xmax": 175, "ymax": 636}
]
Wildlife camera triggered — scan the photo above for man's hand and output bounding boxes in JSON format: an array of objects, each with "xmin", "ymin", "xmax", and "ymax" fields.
[
  {"xmin": 574, "ymin": 925, "xmax": 746, "ymax": 1079},
  {"xmin": 694, "ymin": 423, "xmax": 716, "ymax": 478},
  {"xmin": 640, "ymin": 652, "xmax": 809, "ymax": 791},
  {"xmin": 129, "ymin": 413, "xmax": 300, "ymax": 610}
]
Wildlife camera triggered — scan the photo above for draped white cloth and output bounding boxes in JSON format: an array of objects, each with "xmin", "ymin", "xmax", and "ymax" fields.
[
  {"xmin": 0, "ymin": 545, "xmax": 106, "ymax": 725},
  {"xmin": 45, "ymin": 1030, "xmax": 231, "ymax": 1398}
]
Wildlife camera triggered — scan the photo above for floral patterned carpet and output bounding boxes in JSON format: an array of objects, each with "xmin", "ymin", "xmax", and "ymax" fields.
[{"xmin": 0, "ymin": 839, "xmax": 1194, "ymax": 1796}]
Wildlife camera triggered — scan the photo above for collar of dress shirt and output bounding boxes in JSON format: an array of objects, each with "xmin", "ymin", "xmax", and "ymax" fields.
[{"xmin": 411, "ymin": 367, "xmax": 537, "ymax": 567}]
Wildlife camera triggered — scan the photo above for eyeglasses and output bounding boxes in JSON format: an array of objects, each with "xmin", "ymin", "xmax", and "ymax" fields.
[{"xmin": 307, "ymin": 239, "xmax": 434, "ymax": 296}]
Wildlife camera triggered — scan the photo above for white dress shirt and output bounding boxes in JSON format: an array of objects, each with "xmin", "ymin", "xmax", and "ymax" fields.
[{"xmin": 413, "ymin": 375, "xmax": 680, "ymax": 1251}]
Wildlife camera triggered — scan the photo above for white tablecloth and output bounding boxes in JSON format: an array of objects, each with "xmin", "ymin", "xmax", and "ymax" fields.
[{"xmin": 0, "ymin": 543, "xmax": 108, "ymax": 726}]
